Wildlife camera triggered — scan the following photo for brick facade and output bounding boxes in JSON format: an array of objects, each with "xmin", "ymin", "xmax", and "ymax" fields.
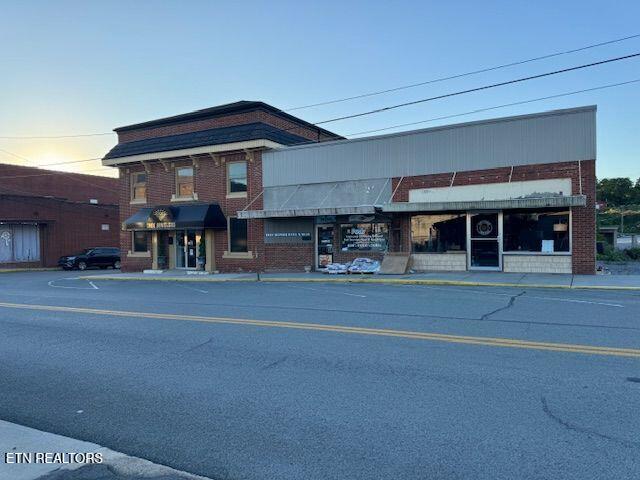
[
  {"xmin": 116, "ymin": 109, "xmax": 334, "ymax": 144},
  {"xmin": 0, "ymin": 164, "xmax": 119, "ymax": 268},
  {"xmin": 0, "ymin": 194, "xmax": 119, "ymax": 268},
  {"xmin": 391, "ymin": 159, "xmax": 596, "ymax": 274}
]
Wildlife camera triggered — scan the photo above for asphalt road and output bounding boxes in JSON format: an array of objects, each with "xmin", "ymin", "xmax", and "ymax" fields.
[{"xmin": 0, "ymin": 271, "xmax": 639, "ymax": 480}]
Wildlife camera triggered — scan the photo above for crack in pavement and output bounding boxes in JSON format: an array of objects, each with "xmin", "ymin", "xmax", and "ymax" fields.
[
  {"xmin": 479, "ymin": 292, "xmax": 525, "ymax": 321},
  {"xmin": 183, "ymin": 337, "xmax": 215, "ymax": 354},
  {"xmin": 263, "ymin": 355, "xmax": 289, "ymax": 370},
  {"xmin": 540, "ymin": 396, "xmax": 639, "ymax": 449}
]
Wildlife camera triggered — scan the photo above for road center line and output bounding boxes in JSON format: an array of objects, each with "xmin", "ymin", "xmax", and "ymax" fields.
[{"xmin": 0, "ymin": 301, "xmax": 637, "ymax": 358}]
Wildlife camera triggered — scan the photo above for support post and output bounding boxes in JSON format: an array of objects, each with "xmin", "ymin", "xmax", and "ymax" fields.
[
  {"xmin": 151, "ymin": 231, "xmax": 159, "ymax": 270},
  {"xmin": 205, "ymin": 229, "xmax": 215, "ymax": 273}
]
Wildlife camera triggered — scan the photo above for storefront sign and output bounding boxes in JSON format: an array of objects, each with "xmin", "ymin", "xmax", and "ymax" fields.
[
  {"xmin": 340, "ymin": 223, "xmax": 388, "ymax": 251},
  {"xmin": 316, "ymin": 215, "xmax": 336, "ymax": 224},
  {"xmin": 264, "ymin": 218, "xmax": 313, "ymax": 244},
  {"xmin": 146, "ymin": 208, "xmax": 176, "ymax": 229},
  {"xmin": 265, "ymin": 232, "xmax": 312, "ymax": 241}
]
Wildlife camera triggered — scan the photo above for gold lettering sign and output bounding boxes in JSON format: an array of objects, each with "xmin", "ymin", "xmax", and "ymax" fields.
[{"xmin": 145, "ymin": 221, "xmax": 176, "ymax": 229}]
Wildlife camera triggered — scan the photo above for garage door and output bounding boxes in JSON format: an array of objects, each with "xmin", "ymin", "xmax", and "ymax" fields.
[{"xmin": 0, "ymin": 224, "xmax": 40, "ymax": 263}]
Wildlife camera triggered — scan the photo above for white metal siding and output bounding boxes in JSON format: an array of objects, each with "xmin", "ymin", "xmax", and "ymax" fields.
[{"xmin": 263, "ymin": 107, "xmax": 596, "ymax": 187}]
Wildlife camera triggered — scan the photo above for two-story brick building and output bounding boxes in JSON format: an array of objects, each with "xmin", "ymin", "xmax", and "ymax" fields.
[
  {"xmin": 102, "ymin": 101, "xmax": 341, "ymax": 273},
  {"xmin": 103, "ymin": 102, "xmax": 596, "ymax": 274}
]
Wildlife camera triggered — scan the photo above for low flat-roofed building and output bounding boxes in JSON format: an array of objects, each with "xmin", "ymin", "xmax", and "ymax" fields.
[
  {"xmin": 0, "ymin": 163, "xmax": 119, "ymax": 268},
  {"xmin": 241, "ymin": 105, "xmax": 596, "ymax": 274}
]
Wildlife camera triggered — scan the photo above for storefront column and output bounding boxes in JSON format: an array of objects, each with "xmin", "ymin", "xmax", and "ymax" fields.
[
  {"xmin": 151, "ymin": 231, "xmax": 159, "ymax": 270},
  {"xmin": 168, "ymin": 232, "xmax": 176, "ymax": 269},
  {"xmin": 205, "ymin": 229, "xmax": 215, "ymax": 272}
]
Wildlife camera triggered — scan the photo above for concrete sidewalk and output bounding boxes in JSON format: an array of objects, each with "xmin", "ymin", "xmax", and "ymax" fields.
[
  {"xmin": 0, "ymin": 420, "xmax": 210, "ymax": 480},
  {"xmin": 79, "ymin": 270, "xmax": 640, "ymax": 290}
]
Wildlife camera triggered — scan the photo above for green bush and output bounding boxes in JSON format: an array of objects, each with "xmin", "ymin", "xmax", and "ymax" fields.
[
  {"xmin": 597, "ymin": 246, "xmax": 640, "ymax": 262},
  {"xmin": 625, "ymin": 247, "xmax": 640, "ymax": 260}
]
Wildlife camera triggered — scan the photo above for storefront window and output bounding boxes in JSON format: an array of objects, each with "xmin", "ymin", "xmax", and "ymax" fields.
[
  {"xmin": 176, "ymin": 167, "xmax": 194, "ymax": 197},
  {"xmin": 503, "ymin": 210, "xmax": 570, "ymax": 253},
  {"xmin": 227, "ymin": 161, "xmax": 247, "ymax": 194},
  {"xmin": 132, "ymin": 231, "xmax": 149, "ymax": 252},
  {"xmin": 411, "ymin": 214, "xmax": 466, "ymax": 253},
  {"xmin": 229, "ymin": 218, "xmax": 248, "ymax": 252},
  {"xmin": 340, "ymin": 223, "xmax": 388, "ymax": 251},
  {"xmin": 131, "ymin": 172, "xmax": 146, "ymax": 201}
]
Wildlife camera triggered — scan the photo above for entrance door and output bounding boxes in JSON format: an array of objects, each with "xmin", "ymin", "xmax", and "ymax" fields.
[
  {"xmin": 316, "ymin": 225, "xmax": 334, "ymax": 269},
  {"xmin": 468, "ymin": 212, "xmax": 502, "ymax": 270},
  {"xmin": 175, "ymin": 230, "xmax": 198, "ymax": 269},
  {"xmin": 185, "ymin": 231, "xmax": 197, "ymax": 268}
]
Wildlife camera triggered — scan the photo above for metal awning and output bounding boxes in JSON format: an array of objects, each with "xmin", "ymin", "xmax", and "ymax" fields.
[
  {"xmin": 382, "ymin": 195, "xmax": 587, "ymax": 213},
  {"xmin": 123, "ymin": 203, "xmax": 227, "ymax": 230},
  {"xmin": 238, "ymin": 205, "xmax": 376, "ymax": 219}
]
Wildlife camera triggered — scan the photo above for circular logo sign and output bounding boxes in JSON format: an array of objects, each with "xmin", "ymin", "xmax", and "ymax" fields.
[{"xmin": 476, "ymin": 219, "xmax": 494, "ymax": 236}]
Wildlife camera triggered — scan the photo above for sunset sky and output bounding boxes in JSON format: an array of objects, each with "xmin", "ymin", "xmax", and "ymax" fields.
[{"xmin": 1, "ymin": 0, "xmax": 639, "ymax": 179}]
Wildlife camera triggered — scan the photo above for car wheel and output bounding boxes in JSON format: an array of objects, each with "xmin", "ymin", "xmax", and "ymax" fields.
[
  {"xmin": 77, "ymin": 261, "xmax": 87, "ymax": 271},
  {"xmin": 113, "ymin": 260, "xmax": 121, "ymax": 269}
]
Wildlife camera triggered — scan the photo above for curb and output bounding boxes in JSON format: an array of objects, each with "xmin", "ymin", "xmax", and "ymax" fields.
[
  {"xmin": 79, "ymin": 274, "xmax": 640, "ymax": 291},
  {"xmin": 79, "ymin": 275, "xmax": 258, "ymax": 283},
  {"xmin": 0, "ymin": 268, "xmax": 60, "ymax": 274},
  {"xmin": 261, "ymin": 277, "xmax": 574, "ymax": 289}
]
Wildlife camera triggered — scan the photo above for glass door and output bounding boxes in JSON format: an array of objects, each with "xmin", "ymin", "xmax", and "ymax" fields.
[
  {"xmin": 175, "ymin": 231, "xmax": 186, "ymax": 268},
  {"xmin": 468, "ymin": 212, "xmax": 502, "ymax": 270},
  {"xmin": 316, "ymin": 225, "xmax": 334, "ymax": 269},
  {"xmin": 175, "ymin": 230, "xmax": 199, "ymax": 269},
  {"xmin": 186, "ymin": 231, "xmax": 197, "ymax": 268}
]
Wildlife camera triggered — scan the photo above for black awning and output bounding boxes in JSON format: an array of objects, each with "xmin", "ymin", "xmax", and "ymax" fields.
[{"xmin": 123, "ymin": 203, "xmax": 227, "ymax": 230}]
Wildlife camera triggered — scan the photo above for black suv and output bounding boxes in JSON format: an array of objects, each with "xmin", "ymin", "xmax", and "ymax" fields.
[{"xmin": 58, "ymin": 247, "xmax": 121, "ymax": 271}]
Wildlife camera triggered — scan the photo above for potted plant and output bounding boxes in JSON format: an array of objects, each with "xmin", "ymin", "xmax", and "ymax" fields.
[{"xmin": 197, "ymin": 237, "xmax": 206, "ymax": 271}]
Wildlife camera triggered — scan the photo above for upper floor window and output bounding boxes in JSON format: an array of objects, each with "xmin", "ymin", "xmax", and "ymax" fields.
[
  {"xmin": 131, "ymin": 172, "xmax": 147, "ymax": 201},
  {"xmin": 176, "ymin": 167, "xmax": 194, "ymax": 197},
  {"xmin": 227, "ymin": 161, "xmax": 247, "ymax": 196}
]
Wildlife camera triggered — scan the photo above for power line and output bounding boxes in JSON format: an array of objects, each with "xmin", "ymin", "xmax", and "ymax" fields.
[
  {"xmin": 345, "ymin": 78, "xmax": 640, "ymax": 137},
  {"xmin": 38, "ymin": 157, "xmax": 103, "ymax": 167},
  {"xmin": 286, "ymin": 33, "xmax": 640, "ymax": 111},
  {"xmin": 0, "ymin": 132, "xmax": 114, "ymax": 140},
  {"xmin": 0, "ymin": 168, "xmax": 116, "ymax": 180},
  {"xmin": 0, "ymin": 148, "xmax": 118, "ymax": 191},
  {"xmin": 0, "ymin": 148, "xmax": 108, "ymax": 168},
  {"xmin": 310, "ymin": 52, "xmax": 640, "ymax": 126}
]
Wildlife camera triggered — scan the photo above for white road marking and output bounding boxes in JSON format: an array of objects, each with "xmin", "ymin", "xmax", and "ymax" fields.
[
  {"xmin": 525, "ymin": 295, "xmax": 623, "ymax": 308},
  {"xmin": 288, "ymin": 284, "xmax": 367, "ymax": 298},
  {"xmin": 88, "ymin": 281, "xmax": 99, "ymax": 290},
  {"xmin": 47, "ymin": 279, "xmax": 95, "ymax": 290},
  {"xmin": 417, "ymin": 285, "xmax": 624, "ymax": 308},
  {"xmin": 177, "ymin": 284, "xmax": 208, "ymax": 294}
]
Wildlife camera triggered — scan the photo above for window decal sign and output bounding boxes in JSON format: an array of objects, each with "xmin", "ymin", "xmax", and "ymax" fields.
[
  {"xmin": 476, "ymin": 220, "xmax": 494, "ymax": 236},
  {"xmin": 340, "ymin": 223, "xmax": 388, "ymax": 251}
]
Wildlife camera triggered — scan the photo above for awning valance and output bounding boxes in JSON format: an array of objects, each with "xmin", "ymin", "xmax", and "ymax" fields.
[
  {"xmin": 123, "ymin": 203, "xmax": 226, "ymax": 230},
  {"xmin": 382, "ymin": 195, "xmax": 587, "ymax": 213}
]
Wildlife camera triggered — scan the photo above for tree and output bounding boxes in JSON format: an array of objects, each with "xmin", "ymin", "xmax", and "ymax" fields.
[{"xmin": 596, "ymin": 177, "xmax": 635, "ymax": 206}]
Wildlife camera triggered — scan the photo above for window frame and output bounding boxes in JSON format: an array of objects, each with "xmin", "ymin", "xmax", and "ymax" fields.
[
  {"xmin": 410, "ymin": 213, "xmax": 467, "ymax": 254},
  {"xmin": 131, "ymin": 231, "xmax": 149, "ymax": 253},
  {"xmin": 502, "ymin": 209, "xmax": 572, "ymax": 255},
  {"xmin": 226, "ymin": 161, "xmax": 248, "ymax": 197},
  {"xmin": 130, "ymin": 172, "xmax": 147, "ymax": 202},
  {"xmin": 175, "ymin": 166, "xmax": 195, "ymax": 198},
  {"xmin": 227, "ymin": 217, "xmax": 249, "ymax": 253}
]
